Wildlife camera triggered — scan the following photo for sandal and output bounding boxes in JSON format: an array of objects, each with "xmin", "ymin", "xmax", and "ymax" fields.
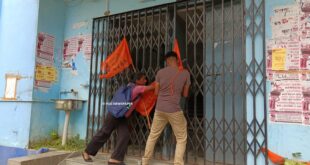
[{"xmin": 81, "ymin": 152, "xmax": 93, "ymax": 162}]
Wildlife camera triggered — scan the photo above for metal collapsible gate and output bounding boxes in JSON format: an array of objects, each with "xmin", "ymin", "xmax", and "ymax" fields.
[{"xmin": 87, "ymin": 0, "xmax": 267, "ymax": 164}]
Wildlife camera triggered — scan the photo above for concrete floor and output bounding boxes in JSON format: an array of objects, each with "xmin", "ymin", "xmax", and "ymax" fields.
[{"xmin": 65, "ymin": 153, "xmax": 173, "ymax": 165}]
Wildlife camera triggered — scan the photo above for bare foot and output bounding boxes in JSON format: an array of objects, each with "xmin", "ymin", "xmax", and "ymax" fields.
[
  {"xmin": 82, "ymin": 151, "xmax": 93, "ymax": 162},
  {"xmin": 108, "ymin": 158, "xmax": 121, "ymax": 163}
]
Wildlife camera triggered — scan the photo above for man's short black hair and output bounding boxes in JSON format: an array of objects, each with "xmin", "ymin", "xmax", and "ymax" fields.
[
  {"xmin": 164, "ymin": 51, "xmax": 178, "ymax": 60},
  {"xmin": 131, "ymin": 72, "xmax": 146, "ymax": 82}
]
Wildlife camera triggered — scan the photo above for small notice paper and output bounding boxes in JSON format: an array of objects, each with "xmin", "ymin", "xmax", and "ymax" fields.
[
  {"xmin": 272, "ymin": 48, "xmax": 286, "ymax": 70},
  {"xmin": 4, "ymin": 75, "xmax": 18, "ymax": 100}
]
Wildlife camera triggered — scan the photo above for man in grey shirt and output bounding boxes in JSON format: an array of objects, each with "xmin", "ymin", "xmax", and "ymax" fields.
[{"xmin": 142, "ymin": 51, "xmax": 191, "ymax": 165}]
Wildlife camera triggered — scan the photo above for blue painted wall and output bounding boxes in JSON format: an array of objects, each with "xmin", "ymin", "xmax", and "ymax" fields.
[
  {"xmin": 0, "ymin": 0, "xmax": 39, "ymax": 148},
  {"xmin": 29, "ymin": 0, "xmax": 66, "ymax": 142},
  {"xmin": 59, "ymin": 0, "xmax": 175, "ymax": 139},
  {"xmin": 266, "ymin": 0, "xmax": 310, "ymax": 162},
  {"xmin": 0, "ymin": 0, "xmax": 2, "ymax": 25}
]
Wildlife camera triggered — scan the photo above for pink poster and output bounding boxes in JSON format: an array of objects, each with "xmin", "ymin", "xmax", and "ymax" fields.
[
  {"xmin": 270, "ymin": 81, "xmax": 303, "ymax": 113},
  {"xmin": 82, "ymin": 34, "xmax": 92, "ymax": 60},
  {"xmin": 36, "ymin": 32, "xmax": 54, "ymax": 65},
  {"xmin": 300, "ymin": 40, "xmax": 310, "ymax": 70},
  {"xmin": 63, "ymin": 37, "xmax": 78, "ymax": 62},
  {"xmin": 303, "ymin": 113, "xmax": 310, "ymax": 125},
  {"xmin": 270, "ymin": 112, "xmax": 303, "ymax": 123}
]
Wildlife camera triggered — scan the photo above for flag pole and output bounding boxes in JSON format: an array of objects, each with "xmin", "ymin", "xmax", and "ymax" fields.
[
  {"xmin": 131, "ymin": 63, "xmax": 137, "ymax": 73},
  {"xmin": 143, "ymin": 101, "xmax": 151, "ymax": 129},
  {"xmin": 129, "ymin": 46, "xmax": 152, "ymax": 130},
  {"xmin": 130, "ymin": 62, "xmax": 151, "ymax": 129},
  {"xmin": 127, "ymin": 46, "xmax": 151, "ymax": 128}
]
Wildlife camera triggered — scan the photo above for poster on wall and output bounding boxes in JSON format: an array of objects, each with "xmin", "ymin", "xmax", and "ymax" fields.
[
  {"xmin": 269, "ymin": 80, "xmax": 303, "ymax": 113},
  {"xmin": 62, "ymin": 34, "xmax": 92, "ymax": 76},
  {"xmin": 35, "ymin": 65, "xmax": 57, "ymax": 82},
  {"xmin": 271, "ymin": 5, "xmax": 299, "ymax": 39},
  {"xmin": 82, "ymin": 34, "xmax": 92, "ymax": 60},
  {"xmin": 269, "ymin": 112, "xmax": 303, "ymax": 123},
  {"xmin": 36, "ymin": 32, "xmax": 54, "ymax": 65},
  {"xmin": 269, "ymin": 73, "xmax": 310, "ymax": 124},
  {"xmin": 63, "ymin": 34, "xmax": 92, "ymax": 62},
  {"xmin": 63, "ymin": 36, "xmax": 78, "ymax": 64},
  {"xmin": 272, "ymin": 48, "xmax": 286, "ymax": 70},
  {"xmin": 268, "ymin": 2, "xmax": 310, "ymax": 125},
  {"xmin": 301, "ymin": 39, "xmax": 310, "ymax": 70},
  {"xmin": 266, "ymin": 39, "xmax": 300, "ymax": 75},
  {"xmin": 35, "ymin": 32, "xmax": 57, "ymax": 91}
]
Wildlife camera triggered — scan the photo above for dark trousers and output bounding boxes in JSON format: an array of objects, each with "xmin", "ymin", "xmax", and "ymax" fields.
[{"xmin": 85, "ymin": 112, "xmax": 130, "ymax": 161}]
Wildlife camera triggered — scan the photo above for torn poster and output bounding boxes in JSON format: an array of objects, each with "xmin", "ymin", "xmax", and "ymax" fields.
[
  {"xmin": 63, "ymin": 36, "xmax": 78, "ymax": 64},
  {"xmin": 62, "ymin": 34, "xmax": 92, "ymax": 68},
  {"xmin": 36, "ymin": 32, "xmax": 54, "ymax": 65},
  {"xmin": 82, "ymin": 34, "xmax": 92, "ymax": 60}
]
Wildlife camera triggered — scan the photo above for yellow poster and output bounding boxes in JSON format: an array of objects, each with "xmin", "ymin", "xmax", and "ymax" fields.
[
  {"xmin": 35, "ymin": 65, "xmax": 57, "ymax": 82},
  {"xmin": 35, "ymin": 65, "xmax": 45, "ymax": 81},
  {"xmin": 45, "ymin": 66, "xmax": 57, "ymax": 82},
  {"xmin": 272, "ymin": 48, "xmax": 286, "ymax": 70}
]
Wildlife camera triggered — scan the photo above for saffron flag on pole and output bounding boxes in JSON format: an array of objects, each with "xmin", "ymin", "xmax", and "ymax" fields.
[
  {"xmin": 173, "ymin": 38, "xmax": 184, "ymax": 70},
  {"xmin": 99, "ymin": 38, "xmax": 133, "ymax": 79},
  {"xmin": 135, "ymin": 82, "xmax": 157, "ymax": 117}
]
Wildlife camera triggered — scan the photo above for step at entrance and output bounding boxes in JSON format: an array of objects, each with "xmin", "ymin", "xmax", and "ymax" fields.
[{"xmin": 64, "ymin": 153, "xmax": 173, "ymax": 165}]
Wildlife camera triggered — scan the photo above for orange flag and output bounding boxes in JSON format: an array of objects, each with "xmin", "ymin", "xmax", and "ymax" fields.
[
  {"xmin": 261, "ymin": 147, "xmax": 285, "ymax": 165},
  {"xmin": 173, "ymin": 39, "xmax": 184, "ymax": 70},
  {"xmin": 99, "ymin": 38, "xmax": 133, "ymax": 79},
  {"xmin": 135, "ymin": 82, "xmax": 157, "ymax": 116}
]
